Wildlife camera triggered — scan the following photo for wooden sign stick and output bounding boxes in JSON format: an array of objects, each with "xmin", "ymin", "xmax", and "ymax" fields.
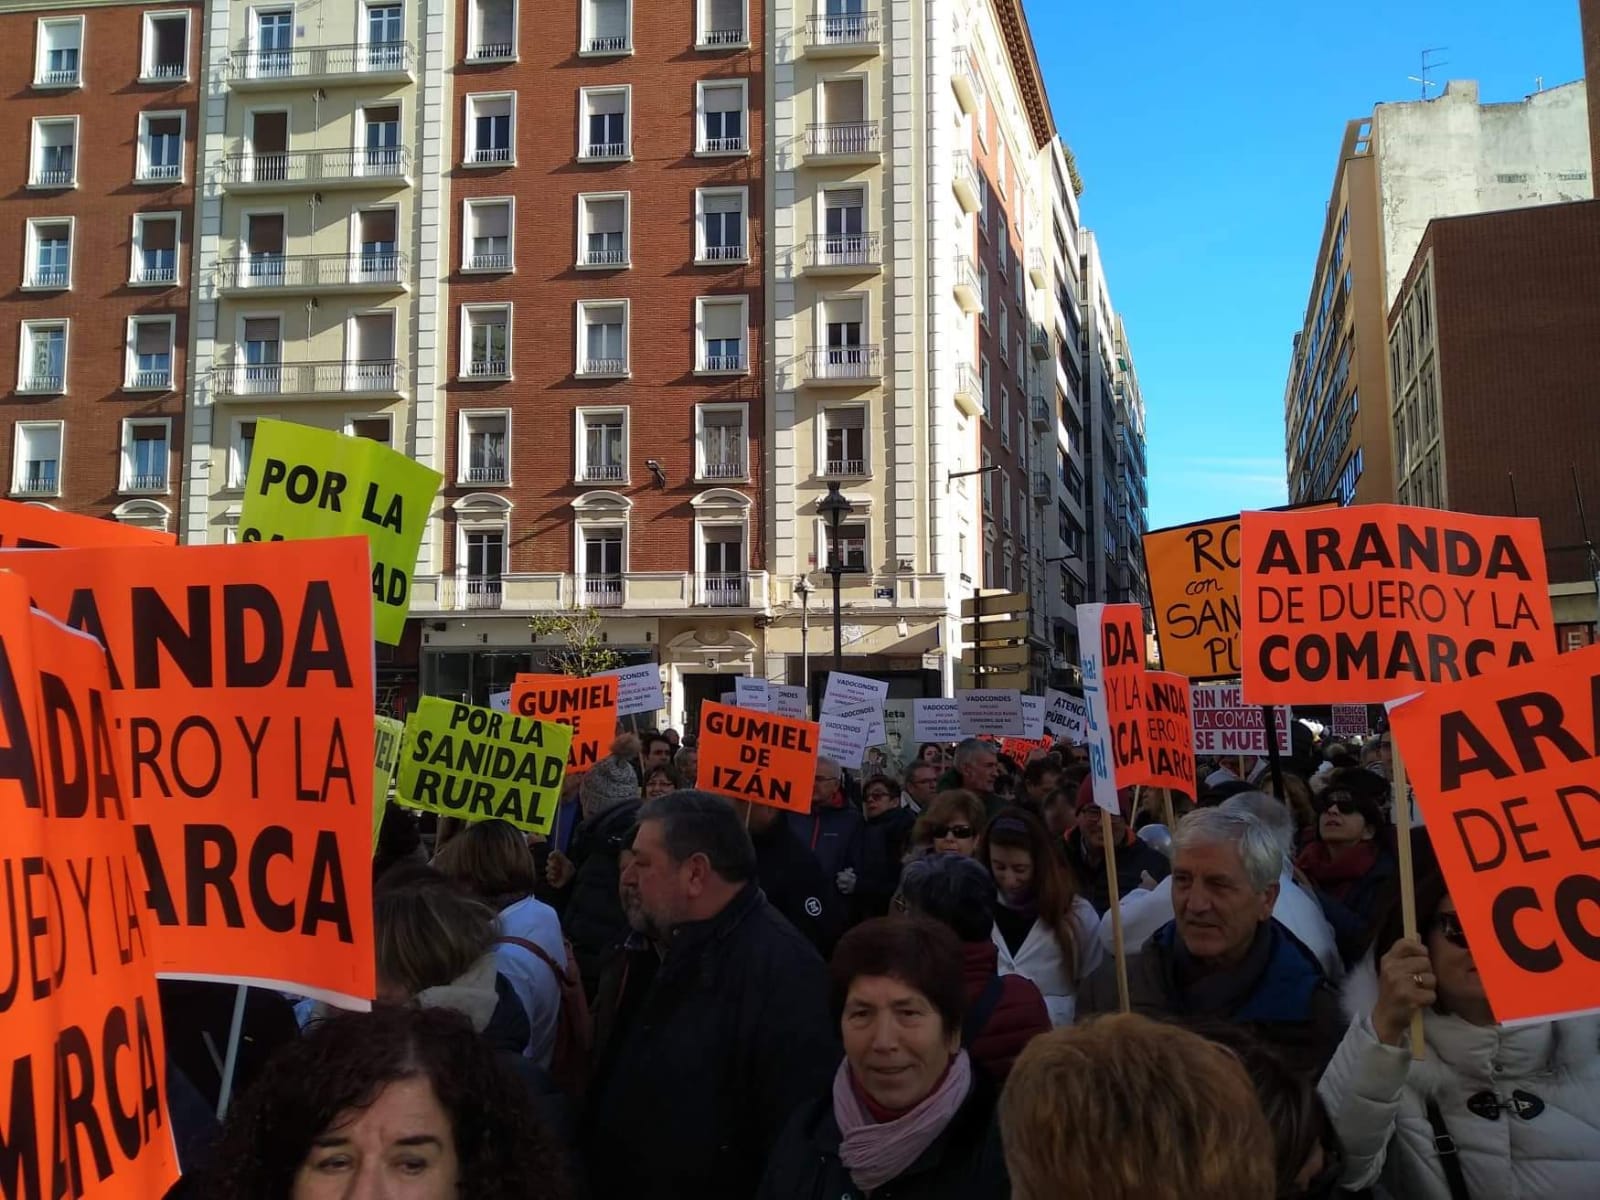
[
  {"xmin": 1101, "ymin": 806, "xmax": 1130, "ymax": 1014},
  {"xmin": 1392, "ymin": 742, "xmax": 1426, "ymax": 1060},
  {"xmin": 1162, "ymin": 786, "xmax": 1177, "ymax": 832}
]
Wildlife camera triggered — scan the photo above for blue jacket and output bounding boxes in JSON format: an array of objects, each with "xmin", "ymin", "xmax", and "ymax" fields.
[{"xmin": 786, "ymin": 803, "xmax": 865, "ymax": 883}]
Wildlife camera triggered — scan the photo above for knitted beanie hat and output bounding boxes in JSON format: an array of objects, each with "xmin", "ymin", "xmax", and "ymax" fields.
[{"xmin": 580, "ymin": 746, "xmax": 642, "ymax": 818}]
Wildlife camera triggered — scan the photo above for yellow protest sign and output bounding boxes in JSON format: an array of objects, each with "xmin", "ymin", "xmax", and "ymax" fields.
[
  {"xmin": 374, "ymin": 715, "xmax": 404, "ymax": 848},
  {"xmin": 239, "ymin": 418, "xmax": 443, "ymax": 644},
  {"xmin": 395, "ymin": 698, "xmax": 572, "ymax": 835}
]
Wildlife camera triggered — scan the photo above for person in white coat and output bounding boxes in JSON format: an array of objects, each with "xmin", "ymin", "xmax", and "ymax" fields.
[
  {"xmin": 979, "ymin": 808, "xmax": 1102, "ymax": 1026},
  {"xmin": 1099, "ymin": 791, "xmax": 1342, "ymax": 981},
  {"xmin": 1318, "ymin": 843, "xmax": 1600, "ymax": 1199}
]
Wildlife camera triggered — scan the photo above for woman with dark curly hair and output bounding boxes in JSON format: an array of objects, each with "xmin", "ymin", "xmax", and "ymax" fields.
[{"xmin": 200, "ymin": 1005, "xmax": 570, "ymax": 1199}]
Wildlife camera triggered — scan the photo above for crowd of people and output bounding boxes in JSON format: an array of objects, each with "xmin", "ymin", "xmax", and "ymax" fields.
[{"xmin": 155, "ymin": 722, "xmax": 1600, "ymax": 1199}]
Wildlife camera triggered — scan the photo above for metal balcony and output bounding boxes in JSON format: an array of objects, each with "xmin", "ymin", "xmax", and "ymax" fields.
[
  {"xmin": 953, "ymin": 256, "xmax": 983, "ymax": 313},
  {"xmin": 701, "ymin": 458, "xmax": 746, "ymax": 480},
  {"xmin": 581, "ymin": 246, "xmax": 628, "ymax": 268},
  {"xmin": 464, "ymin": 358, "xmax": 510, "ymax": 381},
  {"xmin": 697, "ymin": 24, "xmax": 748, "ymax": 48},
  {"xmin": 215, "ymin": 251, "xmax": 409, "ymax": 294},
  {"xmin": 1029, "ymin": 322, "xmax": 1051, "ymax": 358},
  {"xmin": 579, "ymin": 357, "xmax": 628, "ymax": 378},
  {"xmin": 212, "ymin": 359, "xmax": 405, "ymax": 399},
  {"xmin": 952, "ymin": 46, "xmax": 984, "ymax": 114},
  {"xmin": 464, "ymin": 249, "xmax": 511, "ymax": 272},
  {"xmin": 129, "ymin": 368, "xmax": 173, "ymax": 391},
  {"xmin": 580, "ymin": 140, "xmax": 629, "ymax": 162},
  {"xmin": 25, "ymin": 267, "xmax": 68, "ymax": 289},
  {"xmin": 219, "ymin": 146, "xmax": 411, "ymax": 190},
  {"xmin": 953, "ymin": 364, "xmax": 982, "ymax": 417},
  {"xmin": 701, "ymin": 573, "xmax": 749, "ymax": 607},
  {"xmin": 803, "ymin": 232, "xmax": 881, "ymax": 273},
  {"xmin": 1029, "ymin": 249, "xmax": 1047, "ymax": 287},
  {"xmin": 952, "ymin": 151, "xmax": 980, "ymax": 213},
  {"xmin": 465, "ymin": 463, "xmax": 508, "ymax": 484},
  {"xmin": 583, "ymin": 463, "xmax": 625, "ymax": 483},
  {"xmin": 803, "ymin": 11, "xmax": 880, "ymax": 56},
  {"xmin": 1030, "ymin": 394, "xmax": 1051, "ymax": 431},
  {"xmin": 125, "ymin": 472, "xmax": 168, "ymax": 491},
  {"xmin": 698, "ymin": 241, "xmax": 747, "ymax": 264},
  {"xmin": 466, "ymin": 40, "xmax": 514, "ymax": 61},
  {"xmin": 802, "ymin": 345, "xmax": 881, "ymax": 386},
  {"xmin": 18, "ymin": 374, "xmax": 63, "ymax": 395},
  {"xmin": 1031, "ymin": 471, "xmax": 1053, "ymax": 503},
  {"xmin": 825, "ymin": 458, "xmax": 867, "ymax": 477},
  {"xmin": 582, "ymin": 33, "xmax": 631, "ymax": 55},
  {"xmin": 700, "ymin": 352, "xmax": 747, "ymax": 374},
  {"xmin": 804, "ymin": 121, "xmax": 881, "ymax": 163},
  {"xmin": 583, "ymin": 575, "xmax": 624, "ymax": 608},
  {"xmin": 700, "ymin": 133, "xmax": 747, "ymax": 155},
  {"xmin": 224, "ymin": 41, "xmax": 415, "ymax": 86},
  {"xmin": 464, "ymin": 576, "xmax": 502, "ymax": 610}
]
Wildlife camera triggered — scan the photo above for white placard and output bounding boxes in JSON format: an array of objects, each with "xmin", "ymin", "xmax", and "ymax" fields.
[
  {"xmin": 602, "ymin": 663, "xmax": 666, "ymax": 718},
  {"xmin": 734, "ymin": 676, "xmax": 770, "ymax": 712},
  {"xmin": 1077, "ymin": 603, "xmax": 1120, "ymax": 814},
  {"xmin": 830, "ymin": 702, "xmax": 885, "ymax": 746},
  {"xmin": 822, "ymin": 671, "xmax": 889, "ymax": 715},
  {"xmin": 956, "ymin": 689, "xmax": 1025, "ymax": 737},
  {"xmin": 913, "ymin": 698, "xmax": 963, "ymax": 743},
  {"xmin": 720, "ymin": 691, "xmax": 736, "ymax": 707},
  {"xmin": 1020, "ymin": 694, "xmax": 1046, "ymax": 740},
  {"xmin": 770, "ymin": 684, "xmax": 808, "ymax": 720},
  {"xmin": 1044, "ymin": 689, "xmax": 1088, "ymax": 742},
  {"xmin": 1189, "ymin": 684, "xmax": 1292, "ymax": 755},
  {"xmin": 488, "ymin": 690, "xmax": 511, "ymax": 713},
  {"xmin": 818, "ymin": 714, "xmax": 871, "ymax": 770}
]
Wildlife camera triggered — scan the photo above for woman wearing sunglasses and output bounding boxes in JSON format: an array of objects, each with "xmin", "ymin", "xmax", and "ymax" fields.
[
  {"xmin": 910, "ymin": 791, "xmax": 987, "ymax": 857},
  {"xmin": 1318, "ymin": 835, "xmax": 1600, "ymax": 1199},
  {"xmin": 1294, "ymin": 767, "xmax": 1398, "ymax": 968}
]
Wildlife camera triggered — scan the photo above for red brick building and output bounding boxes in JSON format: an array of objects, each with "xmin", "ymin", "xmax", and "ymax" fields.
[
  {"xmin": 0, "ymin": 0, "xmax": 198, "ymax": 532},
  {"xmin": 1388, "ymin": 200, "xmax": 1600, "ymax": 649}
]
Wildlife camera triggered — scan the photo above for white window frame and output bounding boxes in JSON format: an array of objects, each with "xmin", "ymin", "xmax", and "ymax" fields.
[
  {"xmin": 979, "ymin": 357, "xmax": 990, "ymax": 420},
  {"xmin": 461, "ymin": 196, "xmax": 514, "ymax": 273},
  {"xmin": 454, "ymin": 498, "xmax": 512, "ymax": 598},
  {"xmin": 579, "ymin": 0, "xmax": 633, "ymax": 56},
  {"xmin": 575, "ymin": 298, "xmax": 630, "ymax": 377},
  {"xmin": 344, "ymin": 413, "xmax": 394, "ymax": 445},
  {"xmin": 356, "ymin": 101, "xmax": 406, "ymax": 178},
  {"xmin": 578, "ymin": 85, "xmax": 632, "ymax": 162},
  {"xmin": 978, "ymin": 263, "xmax": 990, "ymax": 327},
  {"xmin": 574, "ymin": 406, "xmax": 630, "ymax": 485},
  {"xmin": 813, "ymin": 289, "xmax": 871, "ymax": 369},
  {"xmin": 694, "ymin": 186, "xmax": 749, "ymax": 264},
  {"xmin": 12, "ymin": 420, "xmax": 64, "ymax": 498},
  {"xmin": 576, "ymin": 191, "xmax": 631, "ymax": 270},
  {"xmin": 34, "ymin": 16, "xmax": 84, "ymax": 88},
  {"xmin": 817, "ymin": 403, "xmax": 869, "ymax": 478},
  {"xmin": 999, "ymin": 389, "xmax": 1011, "ymax": 448},
  {"xmin": 29, "ymin": 116, "xmax": 79, "ymax": 189},
  {"xmin": 463, "ymin": 92, "xmax": 516, "ymax": 168},
  {"xmin": 695, "ymin": 0, "xmax": 748, "ymax": 49},
  {"xmin": 812, "ymin": 507, "xmax": 871, "ymax": 572},
  {"xmin": 982, "ymin": 450, "xmax": 994, "ymax": 511},
  {"xmin": 120, "ymin": 417, "xmax": 172, "ymax": 494},
  {"xmin": 694, "ymin": 295, "xmax": 749, "ymax": 375},
  {"xmin": 457, "ymin": 408, "xmax": 512, "ymax": 486},
  {"xmin": 998, "ymin": 308, "xmax": 1009, "ymax": 360},
  {"xmin": 140, "ymin": 10, "xmax": 191, "ymax": 82},
  {"xmin": 130, "ymin": 211, "xmax": 183, "ymax": 287},
  {"xmin": 124, "ymin": 315, "xmax": 177, "ymax": 391},
  {"xmin": 694, "ymin": 402, "xmax": 749, "ymax": 482},
  {"xmin": 465, "ymin": 0, "xmax": 517, "ymax": 61},
  {"xmin": 228, "ymin": 415, "xmax": 271, "ymax": 489},
  {"xmin": 135, "ymin": 110, "xmax": 187, "ymax": 184},
  {"xmin": 459, "ymin": 303, "xmax": 513, "ymax": 381},
  {"xmin": 18, "ymin": 320, "xmax": 69, "ymax": 395},
  {"xmin": 574, "ymin": 509, "xmax": 630, "ymax": 604},
  {"xmin": 23, "ymin": 217, "xmax": 74, "ymax": 291},
  {"xmin": 694, "ymin": 78, "xmax": 749, "ymax": 157}
]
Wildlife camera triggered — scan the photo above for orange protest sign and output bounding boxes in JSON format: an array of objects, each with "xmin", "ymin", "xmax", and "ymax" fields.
[
  {"xmin": 0, "ymin": 574, "xmax": 180, "ymax": 1199},
  {"xmin": 0, "ymin": 496, "xmax": 176, "ymax": 548},
  {"xmin": 1239, "ymin": 504, "xmax": 1553, "ymax": 705},
  {"xmin": 1001, "ymin": 735, "xmax": 1055, "ymax": 766},
  {"xmin": 1144, "ymin": 502, "xmax": 1337, "ymax": 681},
  {"xmin": 511, "ymin": 674, "xmax": 619, "ymax": 775},
  {"xmin": 1138, "ymin": 671, "xmax": 1196, "ymax": 796},
  {"xmin": 698, "ymin": 701, "xmax": 820, "ymax": 813},
  {"xmin": 1080, "ymin": 603, "xmax": 1148, "ymax": 812},
  {"xmin": 1388, "ymin": 642, "xmax": 1600, "ymax": 1025},
  {"xmin": 4, "ymin": 539, "xmax": 377, "ymax": 1007}
]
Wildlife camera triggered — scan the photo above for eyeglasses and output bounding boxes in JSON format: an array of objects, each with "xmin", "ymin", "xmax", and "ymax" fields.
[
  {"xmin": 930, "ymin": 824, "xmax": 975, "ymax": 840},
  {"xmin": 1316, "ymin": 793, "xmax": 1364, "ymax": 816},
  {"xmin": 1433, "ymin": 911, "xmax": 1469, "ymax": 950},
  {"xmin": 864, "ymin": 791, "xmax": 893, "ymax": 803}
]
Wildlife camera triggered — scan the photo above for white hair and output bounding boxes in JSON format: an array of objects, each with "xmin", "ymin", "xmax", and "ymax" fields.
[
  {"xmin": 1172, "ymin": 807, "xmax": 1283, "ymax": 893},
  {"xmin": 1220, "ymin": 791, "xmax": 1296, "ymax": 862}
]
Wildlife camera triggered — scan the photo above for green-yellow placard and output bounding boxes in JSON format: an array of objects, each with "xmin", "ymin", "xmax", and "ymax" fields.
[
  {"xmin": 373, "ymin": 715, "xmax": 405, "ymax": 849},
  {"xmin": 239, "ymin": 418, "xmax": 442, "ymax": 644},
  {"xmin": 395, "ymin": 698, "xmax": 573, "ymax": 836}
]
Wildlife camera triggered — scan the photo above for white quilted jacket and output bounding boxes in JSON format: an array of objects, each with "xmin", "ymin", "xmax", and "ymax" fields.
[{"xmin": 1317, "ymin": 962, "xmax": 1600, "ymax": 1199}]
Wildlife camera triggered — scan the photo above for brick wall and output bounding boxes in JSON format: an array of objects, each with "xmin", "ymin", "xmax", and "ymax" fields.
[{"xmin": 0, "ymin": 1, "xmax": 199, "ymax": 522}]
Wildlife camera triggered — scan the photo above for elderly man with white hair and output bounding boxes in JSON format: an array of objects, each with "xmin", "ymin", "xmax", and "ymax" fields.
[
  {"xmin": 1078, "ymin": 806, "xmax": 1345, "ymax": 1079},
  {"xmin": 1098, "ymin": 792, "xmax": 1342, "ymax": 981}
]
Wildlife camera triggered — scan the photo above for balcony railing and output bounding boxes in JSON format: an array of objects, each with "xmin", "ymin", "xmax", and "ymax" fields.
[
  {"xmin": 804, "ymin": 345, "xmax": 881, "ymax": 383},
  {"xmin": 1029, "ymin": 248, "xmax": 1047, "ymax": 285},
  {"xmin": 26, "ymin": 267, "xmax": 68, "ymax": 289},
  {"xmin": 464, "ymin": 357, "xmax": 509, "ymax": 380},
  {"xmin": 1030, "ymin": 394, "xmax": 1051, "ymax": 430},
  {"xmin": 144, "ymin": 61, "xmax": 186, "ymax": 81},
  {"xmin": 700, "ymin": 241, "xmax": 746, "ymax": 262},
  {"xmin": 466, "ymin": 144, "xmax": 512, "ymax": 165},
  {"xmin": 583, "ymin": 33, "xmax": 631, "ymax": 53},
  {"xmin": 701, "ymin": 352, "xmax": 746, "ymax": 373},
  {"xmin": 134, "ymin": 261, "xmax": 178, "ymax": 285},
  {"xmin": 216, "ymin": 251, "xmax": 408, "ymax": 290},
  {"xmin": 225, "ymin": 41, "xmax": 414, "ymax": 81},
  {"xmin": 126, "ymin": 472, "xmax": 167, "ymax": 491},
  {"xmin": 804, "ymin": 11, "xmax": 880, "ymax": 51},
  {"xmin": 31, "ymin": 165, "xmax": 75, "ymax": 188},
  {"xmin": 467, "ymin": 40, "xmax": 513, "ymax": 60},
  {"xmin": 952, "ymin": 151, "xmax": 980, "ymax": 212},
  {"xmin": 953, "ymin": 255, "xmax": 982, "ymax": 312},
  {"xmin": 700, "ymin": 133, "xmax": 747, "ymax": 154},
  {"xmin": 212, "ymin": 359, "xmax": 405, "ymax": 397},
  {"xmin": 583, "ymin": 463, "xmax": 625, "ymax": 482},
  {"xmin": 130, "ymin": 368, "xmax": 172, "ymax": 390},
  {"xmin": 464, "ymin": 249, "xmax": 511, "ymax": 271},
  {"xmin": 580, "ymin": 356, "xmax": 628, "ymax": 377},
  {"xmin": 581, "ymin": 140, "xmax": 628, "ymax": 161},
  {"xmin": 138, "ymin": 160, "xmax": 182, "ymax": 182},
  {"xmin": 1029, "ymin": 322, "xmax": 1051, "ymax": 357},
  {"xmin": 1031, "ymin": 471, "xmax": 1053, "ymax": 501},
  {"xmin": 584, "ymin": 575, "xmax": 624, "ymax": 608},
  {"xmin": 825, "ymin": 458, "xmax": 866, "ymax": 476},
  {"xmin": 219, "ymin": 146, "xmax": 411, "ymax": 186},
  {"xmin": 805, "ymin": 122, "xmax": 880, "ymax": 158},
  {"xmin": 699, "ymin": 24, "xmax": 747, "ymax": 47},
  {"xmin": 38, "ymin": 66, "xmax": 81, "ymax": 86},
  {"xmin": 701, "ymin": 573, "xmax": 748, "ymax": 607},
  {"xmin": 465, "ymin": 463, "xmax": 507, "ymax": 484},
  {"xmin": 805, "ymin": 232, "xmax": 881, "ymax": 270},
  {"xmin": 18, "ymin": 374, "xmax": 63, "ymax": 395},
  {"xmin": 17, "ymin": 470, "xmax": 58, "ymax": 494},
  {"xmin": 581, "ymin": 246, "xmax": 627, "ymax": 267},
  {"xmin": 701, "ymin": 458, "xmax": 745, "ymax": 480},
  {"xmin": 464, "ymin": 576, "xmax": 502, "ymax": 610}
]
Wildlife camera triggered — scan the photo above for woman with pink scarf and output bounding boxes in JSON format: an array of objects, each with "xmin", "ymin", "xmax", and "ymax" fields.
[{"xmin": 758, "ymin": 917, "xmax": 1009, "ymax": 1199}]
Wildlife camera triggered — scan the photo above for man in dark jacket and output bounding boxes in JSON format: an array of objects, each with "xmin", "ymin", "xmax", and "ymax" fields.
[
  {"xmin": 1078, "ymin": 806, "xmax": 1343, "ymax": 1080},
  {"xmin": 787, "ymin": 756, "xmax": 865, "ymax": 897},
  {"xmin": 898, "ymin": 852, "xmax": 1051, "ymax": 1085},
  {"xmin": 583, "ymin": 790, "xmax": 838, "ymax": 1199},
  {"xmin": 937, "ymin": 739, "xmax": 1003, "ymax": 818},
  {"xmin": 1065, "ymin": 780, "xmax": 1170, "ymax": 914},
  {"xmin": 744, "ymin": 799, "xmax": 844, "ymax": 955}
]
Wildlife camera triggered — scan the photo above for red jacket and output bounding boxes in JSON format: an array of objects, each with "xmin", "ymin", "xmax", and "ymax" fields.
[{"xmin": 961, "ymin": 940, "xmax": 1051, "ymax": 1084}]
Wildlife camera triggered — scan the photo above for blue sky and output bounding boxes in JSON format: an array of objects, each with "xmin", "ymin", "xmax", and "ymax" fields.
[{"xmin": 1022, "ymin": 0, "xmax": 1587, "ymax": 530}]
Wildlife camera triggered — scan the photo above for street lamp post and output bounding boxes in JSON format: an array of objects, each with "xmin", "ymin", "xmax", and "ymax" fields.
[
  {"xmin": 948, "ymin": 465, "xmax": 1002, "ymax": 688},
  {"xmin": 817, "ymin": 481, "xmax": 855, "ymax": 675},
  {"xmin": 794, "ymin": 575, "xmax": 814, "ymax": 696}
]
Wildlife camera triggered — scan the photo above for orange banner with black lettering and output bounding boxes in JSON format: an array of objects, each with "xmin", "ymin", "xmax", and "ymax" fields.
[
  {"xmin": 1144, "ymin": 502, "xmax": 1336, "ymax": 682},
  {"xmin": 1388, "ymin": 642, "xmax": 1600, "ymax": 1025},
  {"xmin": 698, "ymin": 702, "xmax": 821, "ymax": 814},
  {"xmin": 0, "ymin": 572, "xmax": 181, "ymax": 1198},
  {"xmin": 1239, "ymin": 504, "xmax": 1553, "ymax": 705},
  {"xmin": 511, "ymin": 674, "xmax": 619, "ymax": 775},
  {"xmin": 0, "ymin": 496, "xmax": 175, "ymax": 549},
  {"xmin": 3, "ymin": 539, "xmax": 377, "ymax": 1008},
  {"xmin": 1138, "ymin": 670, "xmax": 1196, "ymax": 796}
]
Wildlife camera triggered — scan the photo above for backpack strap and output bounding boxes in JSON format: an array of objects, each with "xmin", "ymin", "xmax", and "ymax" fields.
[
  {"xmin": 495, "ymin": 935, "xmax": 567, "ymax": 983},
  {"xmin": 1425, "ymin": 1097, "xmax": 1472, "ymax": 1200},
  {"xmin": 962, "ymin": 974, "xmax": 1007, "ymax": 1046}
]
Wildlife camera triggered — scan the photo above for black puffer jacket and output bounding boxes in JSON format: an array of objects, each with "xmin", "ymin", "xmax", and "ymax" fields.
[
  {"xmin": 756, "ymin": 1069, "xmax": 1009, "ymax": 1200},
  {"xmin": 1064, "ymin": 826, "xmax": 1171, "ymax": 916},
  {"xmin": 582, "ymin": 883, "xmax": 838, "ymax": 1200},
  {"xmin": 752, "ymin": 817, "xmax": 845, "ymax": 957},
  {"xmin": 556, "ymin": 799, "xmax": 640, "ymax": 997}
]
